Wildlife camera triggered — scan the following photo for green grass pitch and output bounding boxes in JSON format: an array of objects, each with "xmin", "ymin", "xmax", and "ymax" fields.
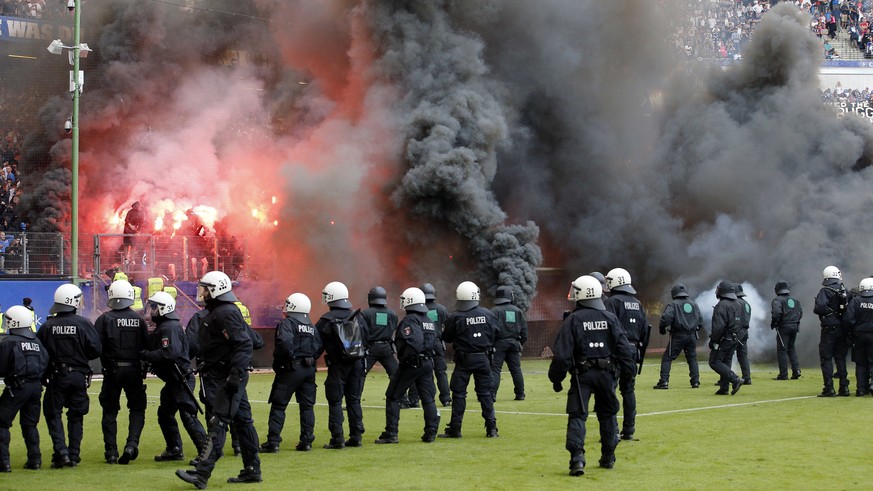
[{"xmin": 1, "ymin": 358, "xmax": 867, "ymax": 490}]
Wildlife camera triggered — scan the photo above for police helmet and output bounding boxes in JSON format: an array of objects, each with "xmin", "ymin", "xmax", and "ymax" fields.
[
  {"xmin": 284, "ymin": 293, "xmax": 312, "ymax": 323},
  {"xmin": 671, "ymin": 283, "xmax": 689, "ymax": 299},
  {"xmin": 456, "ymin": 281, "xmax": 480, "ymax": 310},
  {"xmin": 569, "ymin": 275, "xmax": 606, "ymax": 310},
  {"xmin": 774, "ymin": 281, "xmax": 790, "ymax": 295},
  {"xmin": 401, "ymin": 287, "xmax": 428, "ymax": 313},
  {"xmin": 4, "ymin": 305, "xmax": 33, "ymax": 330},
  {"xmin": 494, "ymin": 286, "xmax": 514, "ymax": 305},
  {"xmin": 589, "ymin": 272, "xmax": 610, "ymax": 294},
  {"xmin": 198, "ymin": 271, "xmax": 238, "ymax": 302},
  {"xmin": 420, "ymin": 283, "xmax": 437, "ymax": 301},
  {"xmin": 859, "ymin": 278, "xmax": 873, "ymax": 298},
  {"xmin": 367, "ymin": 286, "xmax": 388, "ymax": 307},
  {"xmin": 735, "ymin": 283, "xmax": 746, "ymax": 298},
  {"xmin": 147, "ymin": 291, "xmax": 179, "ymax": 320},
  {"xmin": 107, "ymin": 280, "xmax": 136, "ymax": 310},
  {"xmin": 823, "ymin": 266, "xmax": 842, "ymax": 281},
  {"xmin": 606, "ymin": 267, "xmax": 636, "ymax": 294},
  {"xmin": 51, "ymin": 283, "xmax": 83, "ymax": 314},
  {"xmin": 322, "ymin": 281, "xmax": 352, "ymax": 309},
  {"xmin": 716, "ymin": 280, "xmax": 737, "ymax": 300}
]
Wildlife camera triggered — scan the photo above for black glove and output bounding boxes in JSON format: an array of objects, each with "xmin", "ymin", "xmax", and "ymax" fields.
[
  {"xmin": 708, "ymin": 340, "xmax": 715, "ymax": 350},
  {"xmin": 225, "ymin": 369, "xmax": 242, "ymax": 394},
  {"xmin": 659, "ymin": 327, "xmax": 667, "ymax": 336},
  {"xmin": 552, "ymin": 381, "xmax": 563, "ymax": 393}
]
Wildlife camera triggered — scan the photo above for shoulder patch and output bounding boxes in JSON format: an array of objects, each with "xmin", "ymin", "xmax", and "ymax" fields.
[
  {"xmin": 162, "ymin": 337, "xmax": 169, "ymax": 348},
  {"xmin": 403, "ymin": 326, "xmax": 412, "ymax": 337}
]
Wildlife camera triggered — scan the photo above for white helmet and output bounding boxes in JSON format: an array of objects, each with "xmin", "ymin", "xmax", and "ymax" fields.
[
  {"xmin": 860, "ymin": 278, "xmax": 873, "ymax": 297},
  {"xmin": 322, "ymin": 281, "xmax": 351, "ymax": 309},
  {"xmin": 51, "ymin": 283, "xmax": 83, "ymax": 314},
  {"xmin": 198, "ymin": 270, "xmax": 238, "ymax": 302},
  {"xmin": 107, "ymin": 280, "xmax": 136, "ymax": 310},
  {"xmin": 284, "ymin": 292, "xmax": 312, "ymax": 323},
  {"xmin": 606, "ymin": 267, "xmax": 636, "ymax": 294},
  {"xmin": 148, "ymin": 291, "xmax": 179, "ymax": 319},
  {"xmin": 569, "ymin": 275, "xmax": 606, "ymax": 310},
  {"xmin": 823, "ymin": 266, "xmax": 842, "ymax": 281},
  {"xmin": 4, "ymin": 305, "xmax": 33, "ymax": 330},
  {"xmin": 400, "ymin": 287, "xmax": 428, "ymax": 313},
  {"xmin": 284, "ymin": 293, "xmax": 312, "ymax": 314},
  {"xmin": 456, "ymin": 281, "xmax": 480, "ymax": 310}
]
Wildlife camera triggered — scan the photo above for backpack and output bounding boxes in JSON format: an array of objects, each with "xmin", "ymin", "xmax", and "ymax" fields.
[{"xmin": 329, "ymin": 309, "xmax": 365, "ymax": 360}]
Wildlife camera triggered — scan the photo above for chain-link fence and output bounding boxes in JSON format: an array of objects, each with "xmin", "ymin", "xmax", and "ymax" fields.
[
  {"xmin": 0, "ymin": 232, "xmax": 64, "ymax": 275},
  {"xmin": 92, "ymin": 233, "xmax": 246, "ymax": 283}
]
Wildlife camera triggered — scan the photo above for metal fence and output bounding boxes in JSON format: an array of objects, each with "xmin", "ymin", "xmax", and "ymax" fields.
[
  {"xmin": 0, "ymin": 232, "xmax": 65, "ymax": 275},
  {"xmin": 92, "ymin": 234, "xmax": 247, "ymax": 283}
]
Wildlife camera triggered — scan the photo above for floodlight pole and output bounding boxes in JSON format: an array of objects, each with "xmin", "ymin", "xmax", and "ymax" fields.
[{"xmin": 71, "ymin": 1, "xmax": 81, "ymax": 285}]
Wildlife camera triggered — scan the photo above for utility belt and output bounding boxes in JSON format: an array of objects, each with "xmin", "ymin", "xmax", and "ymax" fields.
[
  {"xmin": 5, "ymin": 376, "xmax": 40, "ymax": 388},
  {"xmin": 454, "ymin": 350, "xmax": 489, "ymax": 363},
  {"xmin": 51, "ymin": 363, "xmax": 91, "ymax": 376},
  {"xmin": 822, "ymin": 325, "xmax": 839, "ymax": 333},
  {"xmin": 370, "ymin": 340, "xmax": 392, "ymax": 345},
  {"xmin": 114, "ymin": 360, "xmax": 138, "ymax": 368},
  {"xmin": 576, "ymin": 357, "xmax": 613, "ymax": 372},
  {"xmin": 402, "ymin": 354, "xmax": 433, "ymax": 369}
]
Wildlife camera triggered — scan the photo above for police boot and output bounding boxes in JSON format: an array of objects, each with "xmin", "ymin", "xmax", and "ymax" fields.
[
  {"xmin": 344, "ymin": 435, "xmax": 363, "ymax": 447},
  {"xmin": 839, "ymin": 383, "xmax": 852, "ymax": 397},
  {"xmin": 569, "ymin": 461, "xmax": 585, "ymax": 476},
  {"xmin": 118, "ymin": 445, "xmax": 138, "ymax": 465},
  {"xmin": 105, "ymin": 451, "xmax": 118, "ymax": 464},
  {"xmin": 322, "ymin": 438, "xmax": 345, "ymax": 450},
  {"xmin": 438, "ymin": 425, "xmax": 462, "ymax": 439},
  {"xmin": 791, "ymin": 370, "xmax": 801, "ymax": 379},
  {"xmin": 485, "ymin": 421, "xmax": 499, "ymax": 438},
  {"xmin": 374, "ymin": 432, "xmax": 399, "ymax": 444},
  {"xmin": 294, "ymin": 441, "xmax": 312, "ymax": 452},
  {"xmin": 176, "ymin": 469, "xmax": 209, "ymax": 489},
  {"xmin": 227, "ymin": 466, "xmax": 262, "ymax": 484},
  {"xmin": 155, "ymin": 447, "xmax": 185, "ymax": 462},
  {"xmin": 258, "ymin": 441, "xmax": 279, "ymax": 453},
  {"xmin": 421, "ymin": 430, "xmax": 437, "ymax": 443},
  {"xmin": 817, "ymin": 387, "xmax": 836, "ymax": 398},
  {"xmin": 599, "ymin": 453, "xmax": 616, "ymax": 469},
  {"xmin": 653, "ymin": 381, "xmax": 669, "ymax": 390},
  {"xmin": 730, "ymin": 377, "xmax": 744, "ymax": 395},
  {"xmin": 50, "ymin": 454, "xmax": 72, "ymax": 469}
]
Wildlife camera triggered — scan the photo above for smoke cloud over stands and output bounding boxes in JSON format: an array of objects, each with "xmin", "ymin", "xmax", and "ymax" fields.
[{"xmin": 18, "ymin": 1, "xmax": 873, "ymax": 344}]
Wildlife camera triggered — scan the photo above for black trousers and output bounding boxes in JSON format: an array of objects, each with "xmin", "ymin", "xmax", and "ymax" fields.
[
  {"xmin": 658, "ymin": 332, "xmax": 699, "ymax": 386},
  {"xmin": 820, "ymin": 325, "xmax": 849, "ymax": 391},
  {"xmin": 448, "ymin": 352, "xmax": 495, "ymax": 432},
  {"xmin": 365, "ymin": 342, "xmax": 398, "ymax": 376},
  {"xmin": 617, "ymin": 351, "xmax": 637, "ymax": 435},
  {"xmin": 265, "ymin": 364, "xmax": 317, "ymax": 446},
  {"xmin": 709, "ymin": 338, "xmax": 740, "ymax": 390},
  {"xmin": 776, "ymin": 328, "xmax": 800, "ymax": 377},
  {"xmin": 157, "ymin": 372, "xmax": 206, "ymax": 454},
  {"xmin": 43, "ymin": 370, "xmax": 89, "ymax": 461},
  {"xmin": 324, "ymin": 359, "xmax": 365, "ymax": 441},
  {"xmin": 853, "ymin": 331, "xmax": 873, "ymax": 394},
  {"xmin": 383, "ymin": 359, "xmax": 439, "ymax": 437},
  {"xmin": 565, "ymin": 368, "xmax": 619, "ymax": 467},
  {"xmin": 196, "ymin": 371, "xmax": 260, "ymax": 479},
  {"xmin": 0, "ymin": 381, "xmax": 43, "ymax": 466},
  {"xmin": 99, "ymin": 366, "xmax": 147, "ymax": 457},
  {"xmin": 491, "ymin": 339, "xmax": 524, "ymax": 399}
]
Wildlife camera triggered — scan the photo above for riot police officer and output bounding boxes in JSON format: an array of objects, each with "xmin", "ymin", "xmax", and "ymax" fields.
[
  {"xmin": 260, "ymin": 293, "xmax": 323, "ymax": 452},
  {"xmin": 708, "ymin": 281, "xmax": 745, "ymax": 395},
  {"xmin": 38, "ymin": 283, "xmax": 102, "ymax": 468},
  {"xmin": 374, "ymin": 288, "xmax": 440, "ymax": 444},
  {"xmin": 735, "ymin": 284, "xmax": 752, "ymax": 385},
  {"xmin": 842, "ymin": 278, "xmax": 873, "ymax": 396},
  {"xmin": 421, "ymin": 282, "xmax": 451, "ymax": 407},
  {"xmin": 362, "ymin": 286, "xmax": 399, "ymax": 379},
  {"xmin": 653, "ymin": 283, "xmax": 702, "ymax": 389},
  {"xmin": 549, "ymin": 275, "xmax": 635, "ymax": 476},
  {"xmin": 771, "ymin": 281, "xmax": 803, "ymax": 383},
  {"xmin": 175, "ymin": 271, "xmax": 261, "ymax": 488},
  {"xmin": 490, "ymin": 285, "xmax": 528, "ymax": 401},
  {"xmin": 439, "ymin": 281, "xmax": 500, "ymax": 439},
  {"xmin": 142, "ymin": 291, "xmax": 207, "ymax": 463},
  {"xmin": 604, "ymin": 268, "xmax": 649, "ymax": 440},
  {"xmin": 315, "ymin": 281, "xmax": 367, "ymax": 449},
  {"xmin": 814, "ymin": 266, "xmax": 850, "ymax": 396},
  {"xmin": 94, "ymin": 279, "xmax": 149, "ymax": 465},
  {"xmin": 0, "ymin": 306, "xmax": 50, "ymax": 471}
]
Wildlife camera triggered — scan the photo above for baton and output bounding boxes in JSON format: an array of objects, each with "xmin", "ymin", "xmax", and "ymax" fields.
[{"xmin": 175, "ymin": 364, "xmax": 204, "ymax": 414}]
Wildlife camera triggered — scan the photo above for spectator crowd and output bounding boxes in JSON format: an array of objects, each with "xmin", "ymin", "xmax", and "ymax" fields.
[{"xmin": 0, "ymin": 0, "xmax": 72, "ymax": 20}]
